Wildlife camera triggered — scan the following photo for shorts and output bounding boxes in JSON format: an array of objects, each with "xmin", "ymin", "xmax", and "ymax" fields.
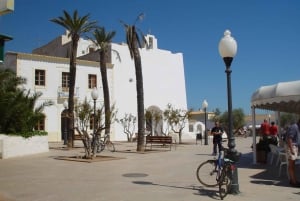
[{"xmin": 286, "ymin": 144, "xmax": 299, "ymax": 160}]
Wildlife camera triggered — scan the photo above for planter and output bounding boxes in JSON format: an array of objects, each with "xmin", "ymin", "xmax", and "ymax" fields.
[{"xmin": 0, "ymin": 134, "xmax": 49, "ymax": 159}]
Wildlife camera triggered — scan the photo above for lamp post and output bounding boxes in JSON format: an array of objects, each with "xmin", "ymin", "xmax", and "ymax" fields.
[
  {"xmin": 202, "ymin": 99, "xmax": 208, "ymax": 145},
  {"xmin": 63, "ymin": 100, "xmax": 68, "ymax": 145},
  {"xmin": 219, "ymin": 30, "xmax": 240, "ymax": 194},
  {"xmin": 91, "ymin": 87, "xmax": 99, "ymax": 153},
  {"xmin": 91, "ymin": 87, "xmax": 99, "ymax": 134}
]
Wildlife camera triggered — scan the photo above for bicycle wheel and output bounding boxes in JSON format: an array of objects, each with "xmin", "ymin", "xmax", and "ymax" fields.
[
  {"xmin": 196, "ymin": 160, "xmax": 218, "ymax": 187},
  {"xmin": 219, "ymin": 167, "xmax": 231, "ymax": 200},
  {"xmin": 106, "ymin": 141, "xmax": 115, "ymax": 152},
  {"xmin": 96, "ymin": 140, "xmax": 105, "ymax": 153}
]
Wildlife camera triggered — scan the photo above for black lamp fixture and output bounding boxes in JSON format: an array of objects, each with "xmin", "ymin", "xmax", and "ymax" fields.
[
  {"xmin": 91, "ymin": 87, "xmax": 99, "ymax": 135},
  {"xmin": 202, "ymin": 99, "xmax": 208, "ymax": 145}
]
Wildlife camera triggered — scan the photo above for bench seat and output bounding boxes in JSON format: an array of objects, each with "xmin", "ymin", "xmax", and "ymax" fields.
[{"xmin": 145, "ymin": 135, "xmax": 174, "ymax": 150}]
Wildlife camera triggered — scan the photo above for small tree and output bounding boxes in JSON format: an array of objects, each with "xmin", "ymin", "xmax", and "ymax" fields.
[
  {"xmin": 75, "ymin": 99, "xmax": 116, "ymax": 159},
  {"xmin": 279, "ymin": 113, "xmax": 299, "ymax": 128},
  {"xmin": 117, "ymin": 113, "xmax": 136, "ymax": 142},
  {"xmin": 212, "ymin": 108, "xmax": 222, "ymax": 122},
  {"xmin": 219, "ymin": 108, "xmax": 245, "ymax": 133},
  {"xmin": 163, "ymin": 104, "xmax": 191, "ymax": 143}
]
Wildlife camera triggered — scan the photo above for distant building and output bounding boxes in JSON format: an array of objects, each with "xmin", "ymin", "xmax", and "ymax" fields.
[
  {"xmin": 189, "ymin": 110, "xmax": 275, "ymax": 136},
  {"xmin": 3, "ymin": 32, "xmax": 189, "ymax": 141},
  {"xmin": 188, "ymin": 110, "xmax": 216, "ymax": 137}
]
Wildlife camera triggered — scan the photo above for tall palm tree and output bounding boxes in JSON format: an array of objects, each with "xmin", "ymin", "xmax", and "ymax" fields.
[
  {"xmin": 51, "ymin": 10, "xmax": 97, "ymax": 147},
  {"xmin": 121, "ymin": 14, "xmax": 146, "ymax": 151},
  {"xmin": 91, "ymin": 27, "xmax": 116, "ymax": 138}
]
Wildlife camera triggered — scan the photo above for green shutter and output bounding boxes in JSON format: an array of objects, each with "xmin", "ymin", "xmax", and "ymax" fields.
[{"xmin": 0, "ymin": 34, "xmax": 13, "ymax": 62}]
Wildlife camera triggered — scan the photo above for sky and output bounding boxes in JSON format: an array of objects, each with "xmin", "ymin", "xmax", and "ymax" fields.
[{"xmin": 1, "ymin": 0, "xmax": 300, "ymax": 115}]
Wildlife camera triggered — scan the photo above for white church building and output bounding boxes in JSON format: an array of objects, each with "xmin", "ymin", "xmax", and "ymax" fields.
[{"xmin": 3, "ymin": 31, "xmax": 190, "ymax": 142}]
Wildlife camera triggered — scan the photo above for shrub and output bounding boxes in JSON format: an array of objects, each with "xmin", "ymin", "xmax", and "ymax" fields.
[{"xmin": 7, "ymin": 130, "xmax": 48, "ymax": 138}]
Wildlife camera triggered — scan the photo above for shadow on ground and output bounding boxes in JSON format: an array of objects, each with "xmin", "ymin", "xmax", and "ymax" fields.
[
  {"xmin": 132, "ymin": 180, "xmax": 221, "ymax": 200},
  {"xmin": 54, "ymin": 155, "xmax": 125, "ymax": 163},
  {"xmin": 237, "ymin": 151, "xmax": 298, "ymax": 187}
]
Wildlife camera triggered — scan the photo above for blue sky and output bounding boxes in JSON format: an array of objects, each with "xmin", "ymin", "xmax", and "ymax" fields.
[{"xmin": 1, "ymin": 0, "xmax": 300, "ymax": 115}]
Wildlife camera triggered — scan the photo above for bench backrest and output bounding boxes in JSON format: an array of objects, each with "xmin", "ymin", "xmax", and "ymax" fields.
[{"xmin": 146, "ymin": 136, "xmax": 172, "ymax": 143}]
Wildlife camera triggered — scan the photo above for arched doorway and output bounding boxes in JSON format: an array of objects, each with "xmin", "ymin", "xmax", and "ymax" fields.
[{"xmin": 146, "ymin": 105, "xmax": 163, "ymax": 136}]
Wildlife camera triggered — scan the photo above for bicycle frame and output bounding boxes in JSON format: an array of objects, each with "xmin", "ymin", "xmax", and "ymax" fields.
[
  {"xmin": 196, "ymin": 147, "xmax": 235, "ymax": 196},
  {"xmin": 218, "ymin": 158, "xmax": 235, "ymax": 200}
]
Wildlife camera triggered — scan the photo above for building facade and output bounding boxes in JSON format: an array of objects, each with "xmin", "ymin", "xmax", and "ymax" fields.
[{"xmin": 3, "ymin": 32, "xmax": 189, "ymax": 142}]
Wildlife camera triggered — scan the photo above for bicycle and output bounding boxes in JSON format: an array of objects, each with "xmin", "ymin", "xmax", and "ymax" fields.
[
  {"xmin": 196, "ymin": 148, "xmax": 235, "ymax": 200},
  {"xmin": 96, "ymin": 133, "xmax": 116, "ymax": 153}
]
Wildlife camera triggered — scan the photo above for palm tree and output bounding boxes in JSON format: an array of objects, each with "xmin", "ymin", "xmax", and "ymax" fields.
[
  {"xmin": 91, "ymin": 27, "xmax": 116, "ymax": 138},
  {"xmin": 121, "ymin": 14, "xmax": 146, "ymax": 151},
  {"xmin": 51, "ymin": 10, "xmax": 97, "ymax": 147}
]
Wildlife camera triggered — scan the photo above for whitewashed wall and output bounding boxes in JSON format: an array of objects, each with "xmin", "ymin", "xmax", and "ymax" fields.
[
  {"xmin": 0, "ymin": 135, "xmax": 49, "ymax": 159},
  {"xmin": 4, "ymin": 34, "xmax": 189, "ymax": 142}
]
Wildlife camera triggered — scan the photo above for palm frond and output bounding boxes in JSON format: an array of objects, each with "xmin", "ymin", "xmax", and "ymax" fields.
[
  {"xmin": 51, "ymin": 10, "xmax": 97, "ymax": 38},
  {"xmin": 134, "ymin": 13, "xmax": 145, "ymax": 25}
]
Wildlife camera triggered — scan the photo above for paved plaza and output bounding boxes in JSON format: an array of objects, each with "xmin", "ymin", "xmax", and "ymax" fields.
[{"xmin": 0, "ymin": 137, "xmax": 299, "ymax": 201}]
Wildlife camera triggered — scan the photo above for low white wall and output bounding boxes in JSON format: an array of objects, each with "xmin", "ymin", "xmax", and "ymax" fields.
[{"xmin": 0, "ymin": 134, "xmax": 49, "ymax": 159}]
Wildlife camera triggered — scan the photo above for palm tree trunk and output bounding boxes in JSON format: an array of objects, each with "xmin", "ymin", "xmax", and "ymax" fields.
[
  {"xmin": 133, "ymin": 48, "xmax": 145, "ymax": 152},
  {"xmin": 100, "ymin": 50, "xmax": 111, "ymax": 137},
  {"xmin": 67, "ymin": 38, "xmax": 79, "ymax": 148}
]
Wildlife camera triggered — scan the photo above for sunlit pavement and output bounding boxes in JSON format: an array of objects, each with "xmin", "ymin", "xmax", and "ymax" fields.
[{"xmin": 0, "ymin": 137, "xmax": 299, "ymax": 201}]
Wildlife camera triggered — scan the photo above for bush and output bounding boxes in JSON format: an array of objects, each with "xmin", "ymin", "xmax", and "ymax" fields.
[{"xmin": 7, "ymin": 130, "xmax": 48, "ymax": 138}]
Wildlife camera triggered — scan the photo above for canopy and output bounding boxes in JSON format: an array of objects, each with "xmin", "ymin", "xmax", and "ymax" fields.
[
  {"xmin": 250, "ymin": 80, "xmax": 300, "ymax": 164},
  {"xmin": 251, "ymin": 80, "xmax": 300, "ymax": 114}
]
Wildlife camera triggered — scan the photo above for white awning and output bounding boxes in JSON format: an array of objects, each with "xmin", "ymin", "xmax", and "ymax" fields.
[
  {"xmin": 251, "ymin": 80, "xmax": 300, "ymax": 114},
  {"xmin": 250, "ymin": 80, "xmax": 300, "ymax": 164}
]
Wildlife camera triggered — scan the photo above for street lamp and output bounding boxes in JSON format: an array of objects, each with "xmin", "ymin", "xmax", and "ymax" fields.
[
  {"xmin": 91, "ymin": 87, "xmax": 99, "ymax": 133},
  {"xmin": 91, "ymin": 87, "xmax": 99, "ymax": 154},
  {"xmin": 219, "ymin": 29, "xmax": 240, "ymax": 194},
  {"xmin": 202, "ymin": 99, "xmax": 208, "ymax": 145},
  {"xmin": 63, "ymin": 100, "xmax": 68, "ymax": 145}
]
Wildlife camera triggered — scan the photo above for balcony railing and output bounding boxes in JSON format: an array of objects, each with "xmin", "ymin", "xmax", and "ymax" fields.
[{"xmin": 58, "ymin": 86, "xmax": 79, "ymax": 98}]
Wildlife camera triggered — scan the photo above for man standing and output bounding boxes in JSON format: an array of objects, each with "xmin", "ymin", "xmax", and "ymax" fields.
[
  {"xmin": 286, "ymin": 119, "xmax": 300, "ymax": 187},
  {"xmin": 269, "ymin": 121, "xmax": 278, "ymax": 145},
  {"xmin": 211, "ymin": 121, "xmax": 223, "ymax": 156},
  {"xmin": 260, "ymin": 119, "xmax": 270, "ymax": 138}
]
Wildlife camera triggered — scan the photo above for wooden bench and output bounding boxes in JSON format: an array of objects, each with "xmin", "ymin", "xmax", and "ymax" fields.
[{"xmin": 145, "ymin": 135, "xmax": 174, "ymax": 150}]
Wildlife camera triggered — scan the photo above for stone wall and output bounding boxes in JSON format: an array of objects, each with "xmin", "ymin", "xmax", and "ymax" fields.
[{"xmin": 0, "ymin": 135, "xmax": 49, "ymax": 159}]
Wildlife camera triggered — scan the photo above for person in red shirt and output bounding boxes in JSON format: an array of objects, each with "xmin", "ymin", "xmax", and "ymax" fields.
[
  {"xmin": 260, "ymin": 119, "xmax": 270, "ymax": 136},
  {"xmin": 269, "ymin": 121, "xmax": 278, "ymax": 136},
  {"xmin": 269, "ymin": 121, "xmax": 278, "ymax": 145}
]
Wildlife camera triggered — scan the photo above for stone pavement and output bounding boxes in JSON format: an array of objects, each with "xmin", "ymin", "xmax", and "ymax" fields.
[{"xmin": 0, "ymin": 137, "xmax": 299, "ymax": 201}]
